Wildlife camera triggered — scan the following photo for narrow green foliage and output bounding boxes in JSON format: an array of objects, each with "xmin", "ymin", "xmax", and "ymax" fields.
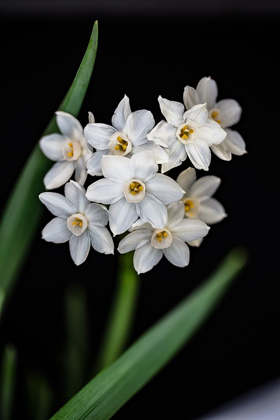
[
  {"xmin": 51, "ymin": 248, "xmax": 247, "ymax": 420},
  {"xmin": 26, "ymin": 373, "xmax": 53, "ymax": 420},
  {"xmin": 0, "ymin": 22, "xmax": 98, "ymax": 317},
  {"xmin": 0, "ymin": 345, "xmax": 17, "ymax": 420}
]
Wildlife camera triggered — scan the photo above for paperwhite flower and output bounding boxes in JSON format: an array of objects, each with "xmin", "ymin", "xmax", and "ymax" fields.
[
  {"xmin": 40, "ymin": 112, "xmax": 92, "ymax": 189},
  {"xmin": 147, "ymin": 97, "xmax": 226, "ymax": 172},
  {"xmin": 86, "ymin": 150, "xmax": 184, "ymax": 236},
  {"xmin": 84, "ymin": 95, "xmax": 168, "ymax": 176},
  {"xmin": 183, "ymin": 77, "xmax": 247, "ymax": 161},
  {"xmin": 39, "ymin": 181, "xmax": 114, "ymax": 265},
  {"xmin": 177, "ymin": 167, "xmax": 227, "ymax": 247},
  {"xmin": 118, "ymin": 202, "xmax": 210, "ymax": 273}
]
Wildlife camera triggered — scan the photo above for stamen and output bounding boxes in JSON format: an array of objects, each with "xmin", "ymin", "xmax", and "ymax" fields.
[
  {"xmin": 212, "ymin": 111, "xmax": 218, "ymax": 118},
  {"xmin": 72, "ymin": 217, "xmax": 83, "ymax": 227},
  {"xmin": 156, "ymin": 230, "xmax": 168, "ymax": 242},
  {"xmin": 179, "ymin": 125, "xmax": 191, "ymax": 140},
  {"xmin": 184, "ymin": 199, "xmax": 195, "ymax": 213}
]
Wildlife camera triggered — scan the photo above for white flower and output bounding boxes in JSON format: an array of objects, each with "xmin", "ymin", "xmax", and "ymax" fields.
[
  {"xmin": 177, "ymin": 167, "xmax": 227, "ymax": 247},
  {"xmin": 118, "ymin": 201, "xmax": 210, "ymax": 274},
  {"xmin": 86, "ymin": 150, "xmax": 184, "ymax": 236},
  {"xmin": 147, "ymin": 97, "xmax": 226, "ymax": 172},
  {"xmin": 183, "ymin": 77, "xmax": 247, "ymax": 161},
  {"xmin": 40, "ymin": 112, "xmax": 92, "ymax": 189},
  {"xmin": 84, "ymin": 95, "xmax": 168, "ymax": 176},
  {"xmin": 39, "ymin": 181, "xmax": 114, "ymax": 265}
]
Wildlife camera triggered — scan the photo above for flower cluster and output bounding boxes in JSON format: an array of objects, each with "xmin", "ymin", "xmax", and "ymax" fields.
[{"xmin": 39, "ymin": 76, "xmax": 246, "ymax": 273}]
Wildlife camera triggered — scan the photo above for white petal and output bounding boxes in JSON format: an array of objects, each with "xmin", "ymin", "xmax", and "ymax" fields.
[
  {"xmin": 42, "ymin": 217, "xmax": 71, "ymax": 243},
  {"xmin": 161, "ymin": 140, "xmax": 187, "ymax": 173},
  {"xmin": 183, "ymin": 85, "xmax": 200, "ymax": 110},
  {"xmin": 101, "ymin": 155, "xmax": 132, "ymax": 182},
  {"xmin": 133, "ymin": 242, "xmax": 163, "ymax": 274},
  {"xmin": 69, "ymin": 231, "xmax": 91, "ymax": 265},
  {"xmin": 74, "ymin": 157, "xmax": 87, "ymax": 186},
  {"xmin": 224, "ymin": 128, "xmax": 247, "ymax": 156},
  {"xmin": 125, "ymin": 110, "xmax": 155, "ymax": 146},
  {"xmin": 147, "ymin": 120, "xmax": 177, "ymax": 148},
  {"xmin": 198, "ymin": 198, "xmax": 227, "ymax": 224},
  {"xmin": 56, "ymin": 111, "xmax": 83, "ymax": 140},
  {"xmin": 189, "ymin": 175, "xmax": 221, "ymax": 201},
  {"xmin": 39, "ymin": 192, "xmax": 76, "ymax": 218},
  {"xmin": 88, "ymin": 112, "xmax": 95, "ymax": 123},
  {"xmin": 118, "ymin": 229, "xmax": 152, "ymax": 253},
  {"xmin": 39, "ymin": 133, "xmax": 67, "ymax": 161},
  {"xmin": 166, "ymin": 202, "xmax": 185, "ymax": 229},
  {"xmin": 132, "ymin": 141, "xmax": 169, "ymax": 164},
  {"xmin": 211, "ymin": 142, "xmax": 232, "ymax": 161},
  {"xmin": 216, "ymin": 99, "xmax": 242, "ymax": 128},
  {"xmin": 197, "ymin": 119, "xmax": 226, "ymax": 145},
  {"xmin": 112, "ymin": 95, "xmax": 132, "ymax": 132},
  {"xmin": 88, "ymin": 225, "xmax": 114, "ymax": 254},
  {"xmin": 64, "ymin": 180, "xmax": 89, "ymax": 213},
  {"xmin": 109, "ymin": 197, "xmax": 138, "ymax": 235},
  {"xmin": 43, "ymin": 161, "xmax": 75, "ymax": 190},
  {"xmin": 163, "ymin": 238, "xmax": 190, "ymax": 267},
  {"xmin": 158, "ymin": 96, "xmax": 184, "ymax": 127},
  {"xmin": 184, "ymin": 103, "xmax": 208, "ymax": 125},
  {"xmin": 84, "ymin": 123, "xmax": 115, "ymax": 150},
  {"xmin": 130, "ymin": 219, "xmax": 154, "ymax": 231},
  {"xmin": 188, "ymin": 238, "xmax": 203, "ymax": 247},
  {"xmin": 85, "ymin": 203, "xmax": 109, "ymax": 226},
  {"xmin": 176, "ymin": 168, "xmax": 197, "ymax": 194},
  {"xmin": 86, "ymin": 178, "xmax": 124, "ymax": 204},
  {"xmin": 196, "ymin": 77, "xmax": 218, "ymax": 110},
  {"xmin": 171, "ymin": 218, "xmax": 210, "ymax": 242},
  {"xmin": 185, "ymin": 140, "xmax": 211, "ymax": 171},
  {"xmin": 136, "ymin": 193, "xmax": 167, "ymax": 229},
  {"xmin": 146, "ymin": 174, "xmax": 184, "ymax": 204},
  {"xmin": 86, "ymin": 150, "xmax": 110, "ymax": 176},
  {"xmin": 129, "ymin": 150, "xmax": 158, "ymax": 182}
]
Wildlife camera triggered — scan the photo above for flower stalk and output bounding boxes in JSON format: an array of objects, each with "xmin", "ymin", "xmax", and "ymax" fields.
[{"xmin": 96, "ymin": 251, "xmax": 140, "ymax": 371}]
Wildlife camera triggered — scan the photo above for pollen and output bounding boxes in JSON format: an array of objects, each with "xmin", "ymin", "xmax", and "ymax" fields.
[
  {"xmin": 156, "ymin": 230, "xmax": 168, "ymax": 242},
  {"xmin": 130, "ymin": 181, "xmax": 143, "ymax": 195},
  {"xmin": 72, "ymin": 217, "xmax": 83, "ymax": 227},
  {"xmin": 116, "ymin": 136, "xmax": 128, "ymax": 152},
  {"xmin": 184, "ymin": 199, "xmax": 195, "ymax": 212},
  {"xmin": 68, "ymin": 142, "xmax": 74, "ymax": 157},
  {"xmin": 179, "ymin": 125, "xmax": 191, "ymax": 140},
  {"xmin": 211, "ymin": 111, "xmax": 218, "ymax": 118}
]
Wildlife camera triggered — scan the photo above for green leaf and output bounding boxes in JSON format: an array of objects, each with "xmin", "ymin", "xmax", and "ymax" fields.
[
  {"xmin": 0, "ymin": 22, "xmax": 98, "ymax": 318},
  {"xmin": 96, "ymin": 252, "xmax": 140, "ymax": 372},
  {"xmin": 51, "ymin": 247, "xmax": 247, "ymax": 420},
  {"xmin": 0, "ymin": 345, "xmax": 17, "ymax": 420}
]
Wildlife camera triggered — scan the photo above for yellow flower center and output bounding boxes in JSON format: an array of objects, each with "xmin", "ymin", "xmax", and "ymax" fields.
[
  {"xmin": 72, "ymin": 217, "xmax": 83, "ymax": 228},
  {"xmin": 184, "ymin": 199, "xmax": 195, "ymax": 213},
  {"xmin": 179, "ymin": 125, "xmax": 194, "ymax": 140},
  {"xmin": 130, "ymin": 181, "xmax": 143, "ymax": 196},
  {"xmin": 156, "ymin": 230, "xmax": 168, "ymax": 243},
  {"xmin": 68, "ymin": 142, "xmax": 74, "ymax": 157},
  {"xmin": 115, "ymin": 136, "xmax": 128, "ymax": 152},
  {"xmin": 211, "ymin": 111, "xmax": 221, "ymax": 125}
]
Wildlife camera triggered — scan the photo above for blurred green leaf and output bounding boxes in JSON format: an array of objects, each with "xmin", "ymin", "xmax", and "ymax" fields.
[
  {"xmin": 0, "ymin": 345, "xmax": 17, "ymax": 420},
  {"xmin": 51, "ymin": 248, "xmax": 247, "ymax": 420},
  {"xmin": 0, "ymin": 22, "xmax": 98, "ymax": 318},
  {"xmin": 96, "ymin": 252, "xmax": 139, "ymax": 371},
  {"xmin": 26, "ymin": 373, "xmax": 53, "ymax": 420}
]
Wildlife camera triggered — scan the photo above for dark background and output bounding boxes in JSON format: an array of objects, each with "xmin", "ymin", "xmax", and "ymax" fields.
[{"xmin": 0, "ymin": 2, "xmax": 279, "ymax": 419}]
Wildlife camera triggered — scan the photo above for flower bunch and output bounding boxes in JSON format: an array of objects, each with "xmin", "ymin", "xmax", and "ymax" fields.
[{"xmin": 39, "ymin": 76, "xmax": 246, "ymax": 273}]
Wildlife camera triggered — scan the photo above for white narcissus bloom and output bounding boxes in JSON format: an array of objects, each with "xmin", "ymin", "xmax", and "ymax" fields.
[
  {"xmin": 40, "ymin": 112, "xmax": 92, "ymax": 189},
  {"xmin": 118, "ymin": 202, "xmax": 210, "ymax": 274},
  {"xmin": 147, "ymin": 98, "xmax": 226, "ymax": 173},
  {"xmin": 86, "ymin": 150, "xmax": 184, "ymax": 236},
  {"xmin": 84, "ymin": 95, "xmax": 168, "ymax": 176},
  {"xmin": 177, "ymin": 167, "xmax": 227, "ymax": 247},
  {"xmin": 183, "ymin": 77, "xmax": 247, "ymax": 161},
  {"xmin": 39, "ymin": 181, "xmax": 114, "ymax": 265}
]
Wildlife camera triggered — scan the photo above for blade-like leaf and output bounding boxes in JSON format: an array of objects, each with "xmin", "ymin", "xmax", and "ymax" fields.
[
  {"xmin": 51, "ymin": 248, "xmax": 247, "ymax": 420},
  {"xmin": 0, "ymin": 345, "xmax": 17, "ymax": 420},
  {"xmin": 0, "ymin": 22, "xmax": 98, "ymax": 318}
]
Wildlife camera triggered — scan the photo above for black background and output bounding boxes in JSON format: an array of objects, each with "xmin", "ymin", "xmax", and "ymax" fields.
[{"xmin": 0, "ymin": 5, "xmax": 279, "ymax": 420}]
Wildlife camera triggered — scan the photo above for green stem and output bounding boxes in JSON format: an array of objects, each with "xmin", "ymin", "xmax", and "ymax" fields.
[
  {"xmin": 0, "ymin": 345, "xmax": 17, "ymax": 420},
  {"xmin": 96, "ymin": 252, "xmax": 140, "ymax": 371}
]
